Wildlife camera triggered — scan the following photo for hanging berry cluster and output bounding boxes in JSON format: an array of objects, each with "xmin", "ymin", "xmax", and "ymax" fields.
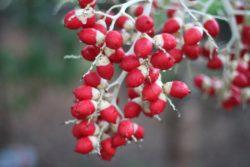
[
  {"xmin": 63, "ymin": 0, "xmax": 193, "ymax": 161},
  {"xmin": 161, "ymin": 0, "xmax": 250, "ymax": 110},
  {"xmin": 62, "ymin": 0, "xmax": 250, "ymax": 161},
  {"xmin": 190, "ymin": 0, "xmax": 250, "ymax": 110}
]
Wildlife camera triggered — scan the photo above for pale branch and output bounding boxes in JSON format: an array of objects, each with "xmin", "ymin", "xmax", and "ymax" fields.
[{"xmin": 64, "ymin": 55, "xmax": 81, "ymax": 59}]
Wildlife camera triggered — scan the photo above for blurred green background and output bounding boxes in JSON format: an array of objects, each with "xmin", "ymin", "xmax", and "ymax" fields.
[{"xmin": 0, "ymin": 0, "xmax": 250, "ymax": 167}]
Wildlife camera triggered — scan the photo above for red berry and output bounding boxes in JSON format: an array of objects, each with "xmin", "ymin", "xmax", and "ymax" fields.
[
  {"xmin": 182, "ymin": 44, "xmax": 200, "ymax": 60},
  {"xmin": 78, "ymin": 28, "xmax": 104, "ymax": 45},
  {"xmin": 150, "ymin": 51, "xmax": 175, "ymax": 70},
  {"xmin": 147, "ymin": 67, "xmax": 160, "ymax": 83},
  {"xmin": 124, "ymin": 99, "xmax": 142, "ymax": 118},
  {"xmin": 132, "ymin": 5, "xmax": 144, "ymax": 16},
  {"xmin": 120, "ymin": 54, "xmax": 140, "ymax": 72},
  {"xmin": 242, "ymin": 25, "xmax": 250, "ymax": 46},
  {"xmin": 203, "ymin": 17, "xmax": 220, "ymax": 37},
  {"xmin": 93, "ymin": 20, "xmax": 107, "ymax": 34},
  {"xmin": 149, "ymin": 93, "xmax": 167, "ymax": 115},
  {"xmin": 232, "ymin": 72, "xmax": 248, "ymax": 88},
  {"xmin": 127, "ymin": 88, "xmax": 139, "ymax": 99},
  {"xmin": 104, "ymin": 47, "xmax": 125, "ymax": 63},
  {"xmin": 99, "ymin": 101, "xmax": 119, "ymax": 123},
  {"xmin": 64, "ymin": 10, "xmax": 83, "ymax": 29},
  {"xmin": 126, "ymin": 65, "xmax": 148, "ymax": 87},
  {"xmin": 96, "ymin": 56, "xmax": 114, "ymax": 80},
  {"xmin": 64, "ymin": 9, "xmax": 96, "ymax": 30},
  {"xmin": 163, "ymin": 17, "xmax": 183, "ymax": 34},
  {"xmin": 193, "ymin": 74, "xmax": 205, "ymax": 89},
  {"xmin": 207, "ymin": 55, "xmax": 223, "ymax": 70},
  {"xmin": 101, "ymin": 138, "xmax": 116, "ymax": 156},
  {"xmin": 169, "ymin": 48, "xmax": 183, "ymax": 63},
  {"xmin": 111, "ymin": 133, "xmax": 127, "ymax": 148},
  {"xmin": 83, "ymin": 71, "xmax": 108, "ymax": 89},
  {"xmin": 116, "ymin": 15, "xmax": 134, "ymax": 30},
  {"xmin": 73, "ymin": 84, "xmax": 100, "ymax": 100},
  {"xmin": 81, "ymin": 45, "xmax": 100, "ymax": 61},
  {"xmin": 105, "ymin": 31, "xmax": 123, "ymax": 49},
  {"xmin": 135, "ymin": 15, "xmax": 154, "ymax": 33},
  {"xmin": 142, "ymin": 81, "xmax": 163, "ymax": 101},
  {"xmin": 78, "ymin": 0, "xmax": 96, "ymax": 8},
  {"xmin": 73, "ymin": 120, "xmax": 97, "ymax": 137},
  {"xmin": 133, "ymin": 124, "xmax": 144, "ymax": 140},
  {"xmin": 71, "ymin": 100, "xmax": 97, "ymax": 119},
  {"xmin": 164, "ymin": 81, "xmax": 190, "ymax": 99},
  {"xmin": 134, "ymin": 38, "xmax": 153, "ymax": 58},
  {"xmin": 118, "ymin": 120, "xmax": 135, "ymax": 138},
  {"xmin": 153, "ymin": 33, "xmax": 177, "ymax": 51},
  {"xmin": 184, "ymin": 26, "xmax": 203, "ymax": 45},
  {"xmin": 75, "ymin": 136, "xmax": 98, "ymax": 154}
]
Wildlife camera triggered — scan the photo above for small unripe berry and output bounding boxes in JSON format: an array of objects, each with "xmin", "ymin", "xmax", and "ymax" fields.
[
  {"xmin": 105, "ymin": 31, "xmax": 123, "ymax": 49},
  {"xmin": 135, "ymin": 15, "xmax": 154, "ymax": 33},
  {"xmin": 163, "ymin": 81, "xmax": 190, "ymax": 99},
  {"xmin": 150, "ymin": 51, "xmax": 175, "ymax": 70},
  {"xmin": 184, "ymin": 26, "xmax": 203, "ymax": 45},
  {"xmin": 134, "ymin": 37, "xmax": 153, "ymax": 58}
]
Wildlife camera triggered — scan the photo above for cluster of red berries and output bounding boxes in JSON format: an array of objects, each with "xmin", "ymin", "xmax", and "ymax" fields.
[
  {"xmin": 63, "ymin": 0, "xmax": 249, "ymax": 161},
  {"xmin": 64, "ymin": 0, "xmax": 191, "ymax": 161},
  {"xmin": 180, "ymin": 0, "xmax": 250, "ymax": 110}
]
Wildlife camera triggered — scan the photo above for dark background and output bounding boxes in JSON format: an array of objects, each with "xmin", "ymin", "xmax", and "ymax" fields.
[{"xmin": 0, "ymin": 0, "xmax": 249, "ymax": 167}]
